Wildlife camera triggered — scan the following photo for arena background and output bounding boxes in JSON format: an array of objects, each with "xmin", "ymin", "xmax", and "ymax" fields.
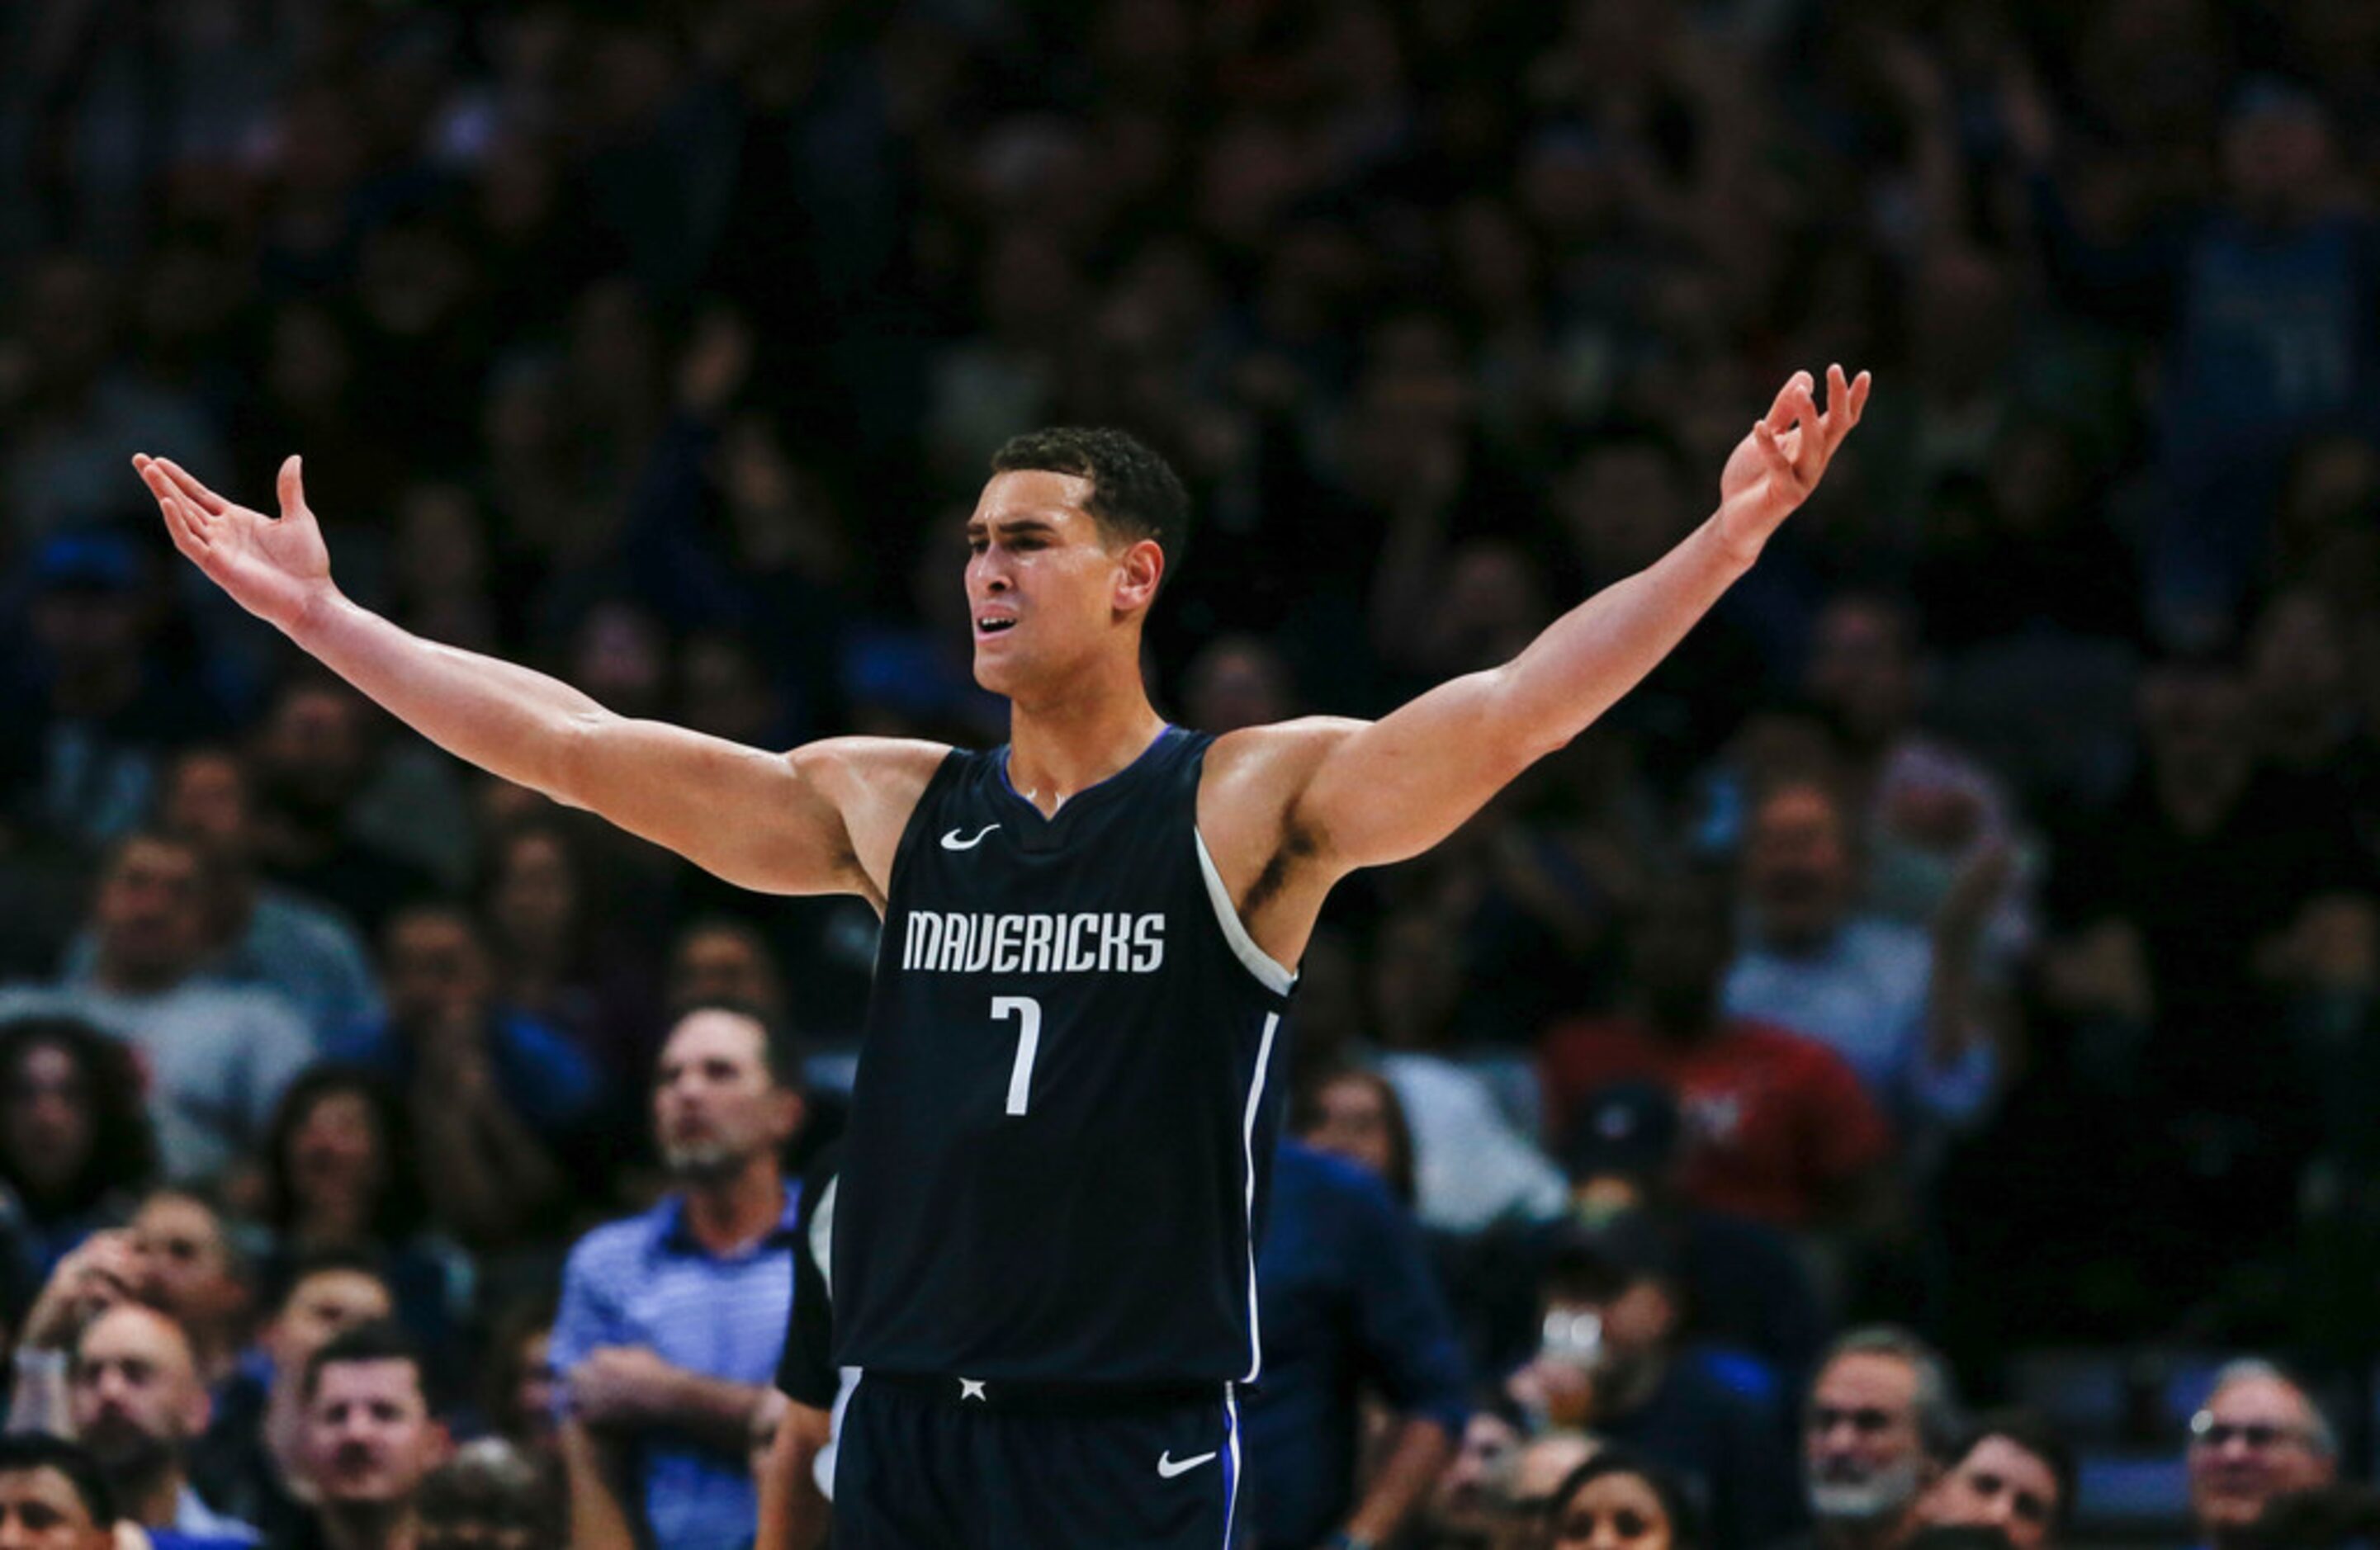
[{"xmin": 6, "ymin": 1, "xmax": 2380, "ymax": 1546}]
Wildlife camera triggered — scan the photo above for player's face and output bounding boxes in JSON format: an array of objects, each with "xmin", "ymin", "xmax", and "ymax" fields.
[{"xmin": 963, "ymin": 470, "xmax": 1144, "ymax": 696}]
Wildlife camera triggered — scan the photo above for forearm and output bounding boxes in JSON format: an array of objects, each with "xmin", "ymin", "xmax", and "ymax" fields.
[
  {"xmin": 1491, "ymin": 515, "xmax": 1754, "ymax": 759},
  {"xmin": 4, "ymin": 1354, "xmax": 69, "ymax": 1436},
  {"xmin": 287, "ymin": 591, "xmax": 608, "ymax": 801},
  {"xmin": 653, "ymin": 1369, "xmax": 773, "ymax": 1455},
  {"xmin": 756, "ymin": 1404, "xmax": 833, "ymax": 1550},
  {"xmin": 410, "ymin": 1087, "xmax": 531, "ymax": 1245},
  {"xmin": 1342, "ymin": 1415, "xmax": 1456, "ymax": 1545},
  {"xmin": 460, "ymin": 1092, "xmax": 569, "ymax": 1236},
  {"xmin": 562, "ymin": 1420, "xmax": 641, "ymax": 1550}
]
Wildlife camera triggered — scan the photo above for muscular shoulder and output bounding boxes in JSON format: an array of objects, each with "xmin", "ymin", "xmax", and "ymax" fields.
[
  {"xmin": 1197, "ymin": 718, "xmax": 1369, "ymax": 951},
  {"xmin": 786, "ymin": 736, "xmax": 952, "ymax": 903},
  {"xmin": 1202, "ymin": 718, "xmax": 1364, "ymax": 813}
]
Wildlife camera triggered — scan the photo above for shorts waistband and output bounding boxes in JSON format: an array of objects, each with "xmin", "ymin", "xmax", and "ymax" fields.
[{"xmin": 861, "ymin": 1371, "xmax": 1224, "ymax": 1417}]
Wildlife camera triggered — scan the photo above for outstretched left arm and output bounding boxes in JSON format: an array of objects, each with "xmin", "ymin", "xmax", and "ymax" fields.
[{"xmin": 1294, "ymin": 366, "xmax": 1868, "ymax": 875}]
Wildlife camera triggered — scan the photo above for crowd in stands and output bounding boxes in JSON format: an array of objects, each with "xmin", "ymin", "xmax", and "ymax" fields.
[{"xmin": 8, "ymin": 0, "xmax": 2380, "ymax": 1544}]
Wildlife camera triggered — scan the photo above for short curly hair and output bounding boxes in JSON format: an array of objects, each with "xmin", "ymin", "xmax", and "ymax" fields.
[{"xmin": 990, "ymin": 427, "xmax": 1191, "ymax": 569}]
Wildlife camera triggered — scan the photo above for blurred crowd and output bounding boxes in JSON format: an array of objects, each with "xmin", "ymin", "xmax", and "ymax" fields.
[{"xmin": 7, "ymin": 0, "xmax": 2380, "ymax": 1545}]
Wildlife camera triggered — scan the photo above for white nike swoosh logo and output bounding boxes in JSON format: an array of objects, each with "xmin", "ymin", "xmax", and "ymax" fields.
[
  {"xmin": 1157, "ymin": 1449, "xmax": 1218, "ymax": 1479},
  {"xmin": 940, "ymin": 825, "xmax": 1000, "ymax": 851}
]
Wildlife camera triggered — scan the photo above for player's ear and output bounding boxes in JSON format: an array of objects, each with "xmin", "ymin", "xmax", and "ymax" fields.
[{"xmin": 1113, "ymin": 538, "xmax": 1164, "ymax": 615}]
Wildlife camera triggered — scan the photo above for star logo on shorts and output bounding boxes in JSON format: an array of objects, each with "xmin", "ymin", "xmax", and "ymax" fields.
[{"xmin": 959, "ymin": 1378, "xmax": 987, "ymax": 1401}]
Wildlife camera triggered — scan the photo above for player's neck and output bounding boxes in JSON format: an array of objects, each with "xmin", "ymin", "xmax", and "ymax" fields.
[{"xmin": 1003, "ymin": 684, "xmax": 1167, "ymax": 820}]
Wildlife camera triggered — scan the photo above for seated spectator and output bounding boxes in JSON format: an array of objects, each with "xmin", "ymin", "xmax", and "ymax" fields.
[
  {"xmin": 1367, "ymin": 910, "xmax": 1569, "ymax": 1233},
  {"xmin": 59, "ymin": 748, "xmax": 385, "ymax": 1039},
  {"xmin": 417, "ymin": 1438, "xmax": 561, "ymax": 1550},
  {"xmin": 1417, "ymin": 1407, "xmax": 1525, "ymax": 1550},
  {"xmin": 294, "ymin": 1321, "xmax": 452, "ymax": 1550},
  {"xmin": 1919, "ymin": 1410, "xmax": 2071, "ymax": 1550},
  {"xmin": 1505, "ymin": 1213, "xmax": 1800, "ymax": 1550},
  {"xmin": 1550, "ymin": 1083, "xmax": 1829, "ymax": 1399},
  {"xmin": 0, "ymin": 1431, "xmax": 121, "ymax": 1550},
  {"xmin": 553, "ymin": 1004, "xmax": 805, "ymax": 1550},
  {"xmin": 127, "ymin": 1189, "xmax": 251, "ymax": 1394},
  {"xmin": 1544, "ymin": 1449, "xmax": 1703, "ymax": 1550},
  {"xmin": 1293, "ymin": 1064, "xmax": 1419, "ymax": 1207},
  {"xmin": 1240, "ymin": 1139, "xmax": 1468, "ymax": 1550},
  {"xmin": 0, "ymin": 1015, "xmax": 155, "ymax": 1290},
  {"xmin": 255, "ymin": 1068, "xmax": 466, "ymax": 1362},
  {"xmin": 195, "ymin": 1250, "xmax": 400, "ymax": 1544},
  {"xmin": 1781, "ymin": 1327, "xmax": 1964, "ymax": 1550},
  {"xmin": 0, "ymin": 829, "xmax": 315, "ymax": 1184},
  {"xmin": 479, "ymin": 1297, "xmax": 559, "ymax": 1465},
  {"xmin": 1540, "ymin": 869, "xmax": 1895, "ymax": 1233},
  {"xmin": 245, "ymin": 682, "xmax": 438, "ymax": 942},
  {"xmin": 325, "ymin": 905, "xmax": 595, "ymax": 1246},
  {"xmin": 1512, "ymin": 1431, "xmax": 1603, "ymax": 1527},
  {"xmin": 476, "ymin": 820, "xmax": 660, "ymax": 1096},
  {"xmin": 68, "ymin": 1302, "xmax": 259, "ymax": 1545},
  {"xmin": 1724, "ymin": 782, "xmax": 2000, "ymax": 1136},
  {"xmin": 2187, "ymin": 1360, "xmax": 2338, "ymax": 1550}
]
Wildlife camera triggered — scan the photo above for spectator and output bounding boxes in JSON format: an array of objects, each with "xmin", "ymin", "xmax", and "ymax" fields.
[
  {"xmin": 1504, "ymin": 1213, "xmax": 1801, "ymax": 1550},
  {"xmin": 2187, "ymin": 1360, "xmax": 2338, "ymax": 1550},
  {"xmin": 295, "ymin": 1322, "xmax": 451, "ymax": 1550},
  {"xmin": 1779, "ymin": 1328, "xmax": 1964, "ymax": 1550},
  {"xmin": 1552, "ymin": 1083, "xmax": 1829, "ymax": 1401},
  {"xmin": 126, "ymin": 1190, "xmax": 250, "ymax": 1395},
  {"xmin": 244, "ymin": 683, "xmax": 437, "ymax": 941},
  {"xmin": 480, "ymin": 1298, "xmax": 559, "ymax": 1466},
  {"xmin": 66, "ymin": 1302, "xmax": 258, "ymax": 1544},
  {"xmin": 0, "ymin": 1432, "xmax": 120, "ymax": 1550},
  {"xmin": 0, "ymin": 830, "xmax": 315, "ymax": 1183},
  {"xmin": 0, "ymin": 528, "xmax": 225, "ymax": 855},
  {"xmin": 1540, "ymin": 869, "xmax": 1895, "ymax": 1233},
  {"xmin": 1239, "ymin": 1139, "xmax": 1468, "ymax": 1550},
  {"xmin": 1366, "ymin": 910, "xmax": 1569, "ymax": 1233},
  {"xmin": 1544, "ymin": 1449, "xmax": 1704, "ymax": 1550},
  {"xmin": 663, "ymin": 920, "xmax": 786, "ymax": 1019},
  {"xmin": 475, "ymin": 820, "xmax": 659, "ymax": 1095},
  {"xmin": 256, "ymin": 1068, "xmax": 463, "ymax": 1352},
  {"xmin": 1293, "ymin": 1065, "xmax": 1419, "ymax": 1207},
  {"xmin": 1417, "ymin": 1407, "xmax": 1525, "ymax": 1550},
  {"xmin": 0, "ymin": 1015, "xmax": 154, "ymax": 1290},
  {"xmin": 325, "ymin": 905, "xmax": 594, "ymax": 1246},
  {"xmin": 94, "ymin": 746, "xmax": 385, "ymax": 1037},
  {"xmin": 1919, "ymin": 1411, "xmax": 2072, "ymax": 1550},
  {"xmin": 416, "ymin": 1439, "xmax": 561, "ymax": 1550},
  {"xmin": 551, "ymin": 1004, "xmax": 805, "ymax": 1550},
  {"xmin": 1512, "ymin": 1431, "xmax": 1605, "ymax": 1528},
  {"xmin": 1724, "ymin": 782, "xmax": 2001, "ymax": 1136},
  {"xmin": 196, "ymin": 1251, "xmax": 399, "ymax": 1545}
]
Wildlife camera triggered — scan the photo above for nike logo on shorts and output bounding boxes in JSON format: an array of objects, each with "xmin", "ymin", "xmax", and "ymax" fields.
[{"xmin": 1157, "ymin": 1449, "xmax": 1218, "ymax": 1479}]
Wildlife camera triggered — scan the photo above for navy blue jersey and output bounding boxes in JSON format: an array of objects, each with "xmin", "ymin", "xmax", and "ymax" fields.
[{"xmin": 832, "ymin": 726, "xmax": 1296, "ymax": 1386}]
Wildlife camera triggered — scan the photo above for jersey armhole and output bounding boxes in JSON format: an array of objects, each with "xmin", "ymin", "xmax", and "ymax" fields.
[
  {"xmin": 879, "ymin": 749, "xmax": 969, "ymax": 905},
  {"xmin": 1193, "ymin": 827, "xmax": 1298, "ymax": 995}
]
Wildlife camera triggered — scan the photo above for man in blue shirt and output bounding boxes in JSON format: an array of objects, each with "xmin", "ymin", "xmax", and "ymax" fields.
[
  {"xmin": 1240, "ymin": 1140, "xmax": 1469, "ymax": 1550},
  {"xmin": 552, "ymin": 1002, "xmax": 805, "ymax": 1550}
]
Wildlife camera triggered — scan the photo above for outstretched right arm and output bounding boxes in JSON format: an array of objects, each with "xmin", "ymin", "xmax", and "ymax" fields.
[{"xmin": 135, "ymin": 454, "xmax": 940, "ymax": 902}]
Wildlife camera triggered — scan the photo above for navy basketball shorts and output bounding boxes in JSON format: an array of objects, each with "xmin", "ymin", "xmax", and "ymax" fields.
[{"xmin": 833, "ymin": 1373, "xmax": 1243, "ymax": 1549}]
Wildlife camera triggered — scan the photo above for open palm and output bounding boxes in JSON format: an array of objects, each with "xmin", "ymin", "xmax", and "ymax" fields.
[
  {"xmin": 1716, "ymin": 365, "xmax": 1871, "ymax": 555},
  {"xmin": 134, "ymin": 454, "xmax": 335, "ymax": 632}
]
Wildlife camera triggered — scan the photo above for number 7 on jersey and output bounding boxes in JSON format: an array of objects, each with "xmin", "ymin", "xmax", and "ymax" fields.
[{"xmin": 991, "ymin": 996, "xmax": 1041, "ymax": 1116}]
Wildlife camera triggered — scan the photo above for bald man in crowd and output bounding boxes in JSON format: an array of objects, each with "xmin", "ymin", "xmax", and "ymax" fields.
[
  {"xmin": 69, "ymin": 1302, "xmax": 259, "ymax": 1546},
  {"xmin": 2187, "ymin": 1360, "xmax": 2336, "ymax": 1550}
]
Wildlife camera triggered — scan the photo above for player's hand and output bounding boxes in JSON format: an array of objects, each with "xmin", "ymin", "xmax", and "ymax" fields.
[
  {"xmin": 132, "ymin": 453, "xmax": 338, "ymax": 634},
  {"xmin": 1714, "ymin": 365, "xmax": 1871, "ymax": 561},
  {"xmin": 570, "ymin": 1345, "xmax": 684, "ymax": 1429}
]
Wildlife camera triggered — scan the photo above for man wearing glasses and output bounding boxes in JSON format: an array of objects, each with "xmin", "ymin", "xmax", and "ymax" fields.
[
  {"xmin": 1768, "ymin": 1327, "xmax": 1963, "ymax": 1550},
  {"xmin": 2185, "ymin": 1360, "xmax": 2336, "ymax": 1550}
]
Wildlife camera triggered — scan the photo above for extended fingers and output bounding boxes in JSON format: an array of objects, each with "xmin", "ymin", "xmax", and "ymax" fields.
[
  {"xmin": 135, "ymin": 458, "xmax": 212, "ymax": 552},
  {"xmin": 1765, "ymin": 370, "xmax": 1815, "ymax": 435},
  {"xmin": 149, "ymin": 456, "xmax": 229, "ymax": 515}
]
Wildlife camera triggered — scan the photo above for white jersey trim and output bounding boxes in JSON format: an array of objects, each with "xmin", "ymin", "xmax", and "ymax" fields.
[
  {"xmin": 1239, "ymin": 1012, "xmax": 1280, "ymax": 1384},
  {"xmin": 1193, "ymin": 829, "xmax": 1297, "ymax": 995}
]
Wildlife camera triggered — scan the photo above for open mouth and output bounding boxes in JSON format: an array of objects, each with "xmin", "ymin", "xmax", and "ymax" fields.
[{"xmin": 976, "ymin": 615, "xmax": 1017, "ymax": 636}]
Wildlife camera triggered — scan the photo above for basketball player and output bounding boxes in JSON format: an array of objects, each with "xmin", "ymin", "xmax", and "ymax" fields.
[{"xmin": 134, "ymin": 363, "xmax": 1867, "ymax": 1548}]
